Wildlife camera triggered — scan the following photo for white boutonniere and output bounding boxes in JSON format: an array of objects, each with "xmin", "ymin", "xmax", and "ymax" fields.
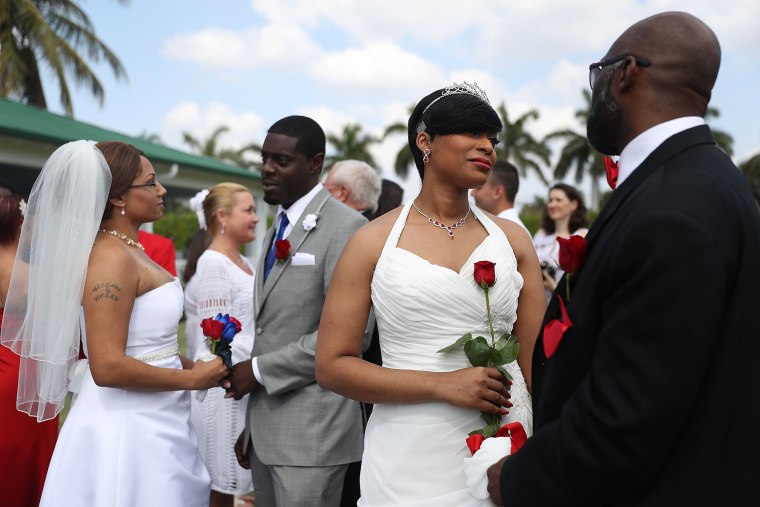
[{"xmin": 302, "ymin": 213, "xmax": 318, "ymax": 231}]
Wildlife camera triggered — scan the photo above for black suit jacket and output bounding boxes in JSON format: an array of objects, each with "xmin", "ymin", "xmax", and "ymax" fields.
[{"xmin": 501, "ymin": 125, "xmax": 760, "ymax": 506}]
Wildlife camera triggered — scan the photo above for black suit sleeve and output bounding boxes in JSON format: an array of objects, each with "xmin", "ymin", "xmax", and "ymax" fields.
[{"xmin": 501, "ymin": 209, "xmax": 728, "ymax": 505}]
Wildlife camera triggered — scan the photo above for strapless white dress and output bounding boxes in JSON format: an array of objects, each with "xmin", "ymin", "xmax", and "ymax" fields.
[
  {"xmin": 40, "ymin": 279, "xmax": 211, "ymax": 507},
  {"xmin": 359, "ymin": 202, "xmax": 533, "ymax": 506}
]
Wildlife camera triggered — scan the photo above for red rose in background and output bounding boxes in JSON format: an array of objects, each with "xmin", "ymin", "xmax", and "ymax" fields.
[
  {"xmin": 473, "ymin": 260, "xmax": 496, "ymax": 288},
  {"xmin": 274, "ymin": 239, "xmax": 291, "ymax": 261},
  {"xmin": 200, "ymin": 318, "xmax": 224, "ymax": 341},
  {"xmin": 557, "ymin": 235, "xmax": 588, "ymax": 274}
]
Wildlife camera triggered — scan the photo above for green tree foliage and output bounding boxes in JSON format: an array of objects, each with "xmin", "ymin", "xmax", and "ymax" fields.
[
  {"xmin": 153, "ymin": 210, "xmax": 198, "ymax": 254},
  {"xmin": 495, "ymin": 103, "xmax": 551, "ymax": 185},
  {"xmin": 705, "ymin": 107, "xmax": 734, "ymax": 157},
  {"xmin": 182, "ymin": 125, "xmax": 260, "ymax": 170},
  {"xmin": 383, "ymin": 119, "xmax": 414, "ymax": 179},
  {"xmin": 325, "ymin": 123, "xmax": 379, "ymax": 170},
  {"xmin": 740, "ymin": 151, "xmax": 760, "ymax": 191},
  {"xmin": 0, "ymin": 0, "xmax": 127, "ymax": 115},
  {"xmin": 545, "ymin": 90, "xmax": 605, "ymax": 210}
]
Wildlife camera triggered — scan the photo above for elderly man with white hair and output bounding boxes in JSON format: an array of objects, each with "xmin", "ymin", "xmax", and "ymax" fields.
[{"xmin": 323, "ymin": 160, "xmax": 382, "ymax": 219}]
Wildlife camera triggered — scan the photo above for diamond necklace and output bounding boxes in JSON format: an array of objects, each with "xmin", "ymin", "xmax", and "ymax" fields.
[
  {"xmin": 411, "ymin": 201, "xmax": 470, "ymax": 240},
  {"xmin": 99, "ymin": 228, "xmax": 145, "ymax": 251}
]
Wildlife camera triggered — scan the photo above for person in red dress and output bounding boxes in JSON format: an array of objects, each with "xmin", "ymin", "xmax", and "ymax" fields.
[
  {"xmin": 138, "ymin": 229, "xmax": 177, "ymax": 276},
  {"xmin": 0, "ymin": 193, "xmax": 58, "ymax": 507}
]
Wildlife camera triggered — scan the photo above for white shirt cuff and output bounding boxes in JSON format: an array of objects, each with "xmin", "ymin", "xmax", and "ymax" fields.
[{"xmin": 252, "ymin": 357, "xmax": 264, "ymax": 385}]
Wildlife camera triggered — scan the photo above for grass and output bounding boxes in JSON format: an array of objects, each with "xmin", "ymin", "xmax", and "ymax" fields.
[{"xmin": 59, "ymin": 320, "xmax": 188, "ymax": 429}]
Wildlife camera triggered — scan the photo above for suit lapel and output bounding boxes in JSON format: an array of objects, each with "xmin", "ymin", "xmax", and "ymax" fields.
[{"xmin": 257, "ymin": 188, "xmax": 333, "ymax": 311}]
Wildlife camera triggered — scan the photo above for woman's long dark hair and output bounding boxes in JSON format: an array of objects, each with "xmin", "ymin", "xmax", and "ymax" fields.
[
  {"xmin": 408, "ymin": 88, "xmax": 502, "ymax": 180},
  {"xmin": 540, "ymin": 183, "xmax": 589, "ymax": 234}
]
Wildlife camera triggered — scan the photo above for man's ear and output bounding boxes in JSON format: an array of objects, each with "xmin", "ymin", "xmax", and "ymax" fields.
[
  {"xmin": 493, "ymin": 184, "xmax": 505, "ymax": 200},
  {"xmin": 309, "ymin": 153, "xmax": 325, "ymax": 176}
]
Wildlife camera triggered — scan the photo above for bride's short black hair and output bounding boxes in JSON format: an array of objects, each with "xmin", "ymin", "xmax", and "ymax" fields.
[{"xmin": 408, "ymin": 89, "xmax": 502, "ymax": 180}]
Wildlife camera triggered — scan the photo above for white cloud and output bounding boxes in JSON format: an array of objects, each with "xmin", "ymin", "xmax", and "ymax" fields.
[
  {"xmin": 161, "ymin": 102, "xmax": 266, "ymax": 153},
  {"xmin": 162, "ymin": 24, "xmax": 321, "ymax": 71},
  {"xmin": 309, "ymin": 41, "xmax": 445, "ymax": 96}
]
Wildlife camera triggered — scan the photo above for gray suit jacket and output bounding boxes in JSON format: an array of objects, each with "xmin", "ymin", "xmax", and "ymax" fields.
[{"xmin": 248, "ymin": 188, "xmax": 368, "ymax": 466}]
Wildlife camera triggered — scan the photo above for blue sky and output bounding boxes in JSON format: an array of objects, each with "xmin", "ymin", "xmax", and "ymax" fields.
[{"xmin": 42, "ymin": 0, "xmax": 760, "ymax": 205}]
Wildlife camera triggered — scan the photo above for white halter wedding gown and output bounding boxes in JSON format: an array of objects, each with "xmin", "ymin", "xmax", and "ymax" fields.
[
  {"xmin": 359, "ymin": 201, "xmax": 533, "ymax": 506},
  {"xmin": 39, "ymin": 279, "xmax": 211, "ymax": 507}
]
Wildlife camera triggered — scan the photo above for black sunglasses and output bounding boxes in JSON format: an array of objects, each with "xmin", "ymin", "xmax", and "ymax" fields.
[{"xmin": 588, "ymin": 55, "xmax": 651, "ymax": 89}]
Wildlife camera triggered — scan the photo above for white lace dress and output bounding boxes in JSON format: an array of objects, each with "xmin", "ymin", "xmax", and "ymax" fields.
[
  {"xmin": 359, "ymin": 202, "xmax": 533, "ymax": 506},
  {"xmin": 185, "ymin": 250, "xmax": 254, "ymax": 495},
  {"xmin": 40, "ymin": 279, "xmax": 211, "ymax": 507}
]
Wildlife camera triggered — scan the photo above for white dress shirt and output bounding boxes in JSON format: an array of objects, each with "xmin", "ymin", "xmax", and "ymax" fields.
[
  {"xmin": 617, "ymin": 117, "xmax": 705, "ymax": 187},
  {"xmin": 497, "ymin": 208, "xmax": 529, "ymax": 234}
]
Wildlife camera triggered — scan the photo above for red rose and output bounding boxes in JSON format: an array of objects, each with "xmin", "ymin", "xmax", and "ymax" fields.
[
  {"xmin": 228, "ymin": 316, "xmax": 242, "ymax": 333},
  {"xmin": 557, "ymin": 235, "xmax": 588, "ymax": 274},
  {"xmin": 473, "ymin": 260, "xmax": 496, "ymax": 288},
  {"xmin": 200, "ymin": 318, "xmax": 224, "ymax": 341},
  {"xmin": 275, "ymin": 239, "xmax": 291, "ymax": 261}
]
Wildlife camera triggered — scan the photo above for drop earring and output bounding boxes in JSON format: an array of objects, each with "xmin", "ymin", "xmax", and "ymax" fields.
[
  {"xmin": 121, "ymin": 206, "xmax": 126, "ymax": 216},
  {"xmin": 422, "ymin": 149, "xmax": 431, "ymax": 165},
  {"xmin": 221, "ymin": 224, "xmax": 225, "ymax": 235}
]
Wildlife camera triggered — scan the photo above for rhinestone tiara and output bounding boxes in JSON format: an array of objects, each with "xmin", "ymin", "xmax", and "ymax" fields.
[{"xmin": 416, "ymin": 81, "xmax": 491, "ymax": 133}]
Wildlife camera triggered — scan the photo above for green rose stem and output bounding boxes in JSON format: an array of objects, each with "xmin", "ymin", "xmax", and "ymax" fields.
[{"xmin": 483, "ymin": 284, "xmax": 496, "ymax": 350}]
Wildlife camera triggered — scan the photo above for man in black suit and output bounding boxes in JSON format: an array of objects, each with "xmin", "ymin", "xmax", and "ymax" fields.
[{"xmin": 488, "ymin": 11, "xmax": 760, "ymax": 506}]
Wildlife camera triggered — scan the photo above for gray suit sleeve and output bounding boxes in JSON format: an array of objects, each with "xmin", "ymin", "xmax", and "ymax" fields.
[{"xmin": 258, "ymin": 213, "xmax": 367, "ymax": 396}]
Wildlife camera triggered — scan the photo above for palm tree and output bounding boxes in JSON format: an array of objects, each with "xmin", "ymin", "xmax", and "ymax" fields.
[
  {"xmin": 544, "ymin": 90, "xmax": 606, "ymax": 209},
  {"xmin": 182, "ymin": 126, "xmax": 261, "ymax": 169},
  {"xmin": 0, "ymin": 0, "xmax": 127, "ymax": 116},
  {"xmin": 383, "ymin": 118, "xmax": 414, "ymax": 179},
  {"xmin": 325, "ymin": 123, "xmax": 379, "ymax": 169},
  {"xmin": 740, "ymin": 151, "xmax": 760, "ymax": 191},
  {"xmin": 705, "ymin": 107, "xmax": 734, "ymax": 156},
  {"xmin": 495, "ymin": 103, "xmax": 551, "ymax": 185}
]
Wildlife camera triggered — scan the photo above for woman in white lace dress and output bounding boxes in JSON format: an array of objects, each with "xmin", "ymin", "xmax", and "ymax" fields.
[
  {"xmin": 316, "ymin": 85, "xmax": 547, "ymax": 505},
  {"xmin": 185, "ymin": 183, "xmax": 259, "ymax": 507}
]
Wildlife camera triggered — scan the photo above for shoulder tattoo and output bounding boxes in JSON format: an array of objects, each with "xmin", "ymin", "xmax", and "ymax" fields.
[{"xmin": 90, "ymin": 282, "xmax": 122, "ymax": 302}]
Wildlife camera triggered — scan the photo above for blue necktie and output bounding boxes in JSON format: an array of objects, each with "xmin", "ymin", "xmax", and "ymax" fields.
[{"xmin": 264, "ymin": 212, "xmax": 289, "ymax": 281}]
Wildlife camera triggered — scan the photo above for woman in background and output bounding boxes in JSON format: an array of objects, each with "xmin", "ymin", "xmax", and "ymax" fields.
[
  {"xmin": 186, "ymin": 183, "xmax": 258, "ymax": 507},
  {"xmin": 0, "ymin": 193, "xmax": 58, "ymax": 507},
  {"xmin": 532, "ymin": 183, "xmax": 589, "ymax": 300}
]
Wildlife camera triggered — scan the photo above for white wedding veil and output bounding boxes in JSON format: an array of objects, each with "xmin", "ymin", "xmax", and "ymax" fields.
[{"xmin": 0, "ymin": 140, "xmax": 111, "ymax": 422}]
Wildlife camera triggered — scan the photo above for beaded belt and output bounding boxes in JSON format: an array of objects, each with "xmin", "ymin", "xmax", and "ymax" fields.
[{"xmin": 134, "ymin": 346, "xmax": 179, "ymax": 363}]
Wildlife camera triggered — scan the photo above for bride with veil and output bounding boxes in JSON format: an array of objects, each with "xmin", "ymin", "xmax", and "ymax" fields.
[
  {"xmin": 316, "ymin": 84, "xmax": 546, "ymax": 506},
  {"xmin": 0, "ymin": 140, "xmax": 228, "ymax": 506}
]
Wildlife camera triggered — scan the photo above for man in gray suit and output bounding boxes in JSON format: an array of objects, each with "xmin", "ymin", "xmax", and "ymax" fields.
[{"xmin": 227, "ymin": 115, "xmax": 368, "ymax": 506}]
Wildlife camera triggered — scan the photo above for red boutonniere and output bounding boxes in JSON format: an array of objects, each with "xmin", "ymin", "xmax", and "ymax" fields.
[
  {"xmin": 274, "ymin": 239, "xmax": 291, "ymax": 261},
  {"xmin": 556, "ymin": 235, "xmax": 588, "ymax": 300}
]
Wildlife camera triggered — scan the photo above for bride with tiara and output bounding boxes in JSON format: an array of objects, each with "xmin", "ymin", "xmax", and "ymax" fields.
[
  {"xmin": 0, "ymin": 140, "xmax": 229, "ymax": 506},
  {"xmin": 316, "ymin": 83, "xmax": 546, "ymax": 505}
]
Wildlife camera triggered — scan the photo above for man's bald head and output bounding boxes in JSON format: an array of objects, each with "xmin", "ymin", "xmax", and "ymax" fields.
[{"xmin": 611, "ymin": 11, "xmax": 720, "ymax": 113}]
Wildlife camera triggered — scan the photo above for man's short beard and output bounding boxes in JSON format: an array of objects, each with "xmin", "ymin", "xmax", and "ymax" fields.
[{"xmin": 587, "ymin": 71, "xmax": 623, "ymax": 156}]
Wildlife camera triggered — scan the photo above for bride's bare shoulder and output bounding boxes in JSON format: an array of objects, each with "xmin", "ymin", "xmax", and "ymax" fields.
[{"xmin": 343, "ymin": 207, "xmax": 403, "ymax": 261}]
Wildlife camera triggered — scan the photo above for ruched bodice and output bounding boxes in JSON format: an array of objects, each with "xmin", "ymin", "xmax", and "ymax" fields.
[{"xmin": 360, "ymin": 201, "xmax": 532, "ymax": 506}]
